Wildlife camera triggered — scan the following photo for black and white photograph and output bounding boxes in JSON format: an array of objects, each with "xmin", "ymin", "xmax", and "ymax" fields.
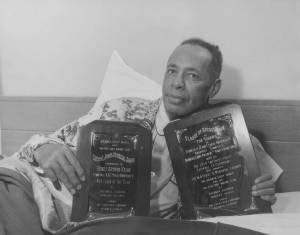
[{"xmin": 0, "ymin": 1, "xmax": 299, "ymax": 234}]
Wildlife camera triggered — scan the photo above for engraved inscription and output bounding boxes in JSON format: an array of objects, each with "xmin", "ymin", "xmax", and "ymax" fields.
[
  {"xmin": 89, "ymin": 132, "xmax": 138, "ymax": 214},
  {"xmin": 175, "ymin": 114, "xmax": 244, "ymax": 210}
]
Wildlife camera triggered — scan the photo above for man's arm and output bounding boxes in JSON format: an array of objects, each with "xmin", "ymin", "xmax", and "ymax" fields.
[
  {"xmin": 16, "ymin": 117, "xmax": 92, "ymax": 194},
  {"xmin": 16, "ymin": 97, "xmax": 160, "ymax": 195},
  {"xmin": 250, "ymin": 135, "xmax": 282, "ymax": 205}
]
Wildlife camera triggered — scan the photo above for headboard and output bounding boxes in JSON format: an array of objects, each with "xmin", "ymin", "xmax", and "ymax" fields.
[{"xmin": 1, "ymin": 97, "xmax": 299, "ymax": 193}]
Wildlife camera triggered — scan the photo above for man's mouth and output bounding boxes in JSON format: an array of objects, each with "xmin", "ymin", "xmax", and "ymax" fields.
[{"xmin": 167, "ymin": 95, "xmax": 186, "ymax": 104}]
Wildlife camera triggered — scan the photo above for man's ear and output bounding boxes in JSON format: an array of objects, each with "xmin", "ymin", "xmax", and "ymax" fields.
[{"xmin": 208, "ymin": 79, "xmax": 221, "ymax": 99}]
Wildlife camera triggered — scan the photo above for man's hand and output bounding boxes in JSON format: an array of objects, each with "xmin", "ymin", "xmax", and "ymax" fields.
[
  {"xmin": 252, "ymin": 174, "xmax": 277, "ymax": 205},
  {"xmin": 34, "ymin": 143, "xmax": 85, "ymax": 195}
]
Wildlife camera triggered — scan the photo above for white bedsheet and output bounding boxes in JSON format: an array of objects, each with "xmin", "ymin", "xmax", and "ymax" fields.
[
  {"xmin": 201, "ymin": 213, "xmax": 300, "ymax": 235},
  {"xmin": 272, "ymin": 192, "xmax": 300, "ymax": 213}
]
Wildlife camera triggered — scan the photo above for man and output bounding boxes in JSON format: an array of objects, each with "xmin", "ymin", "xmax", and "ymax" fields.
[
  {"xmin": 34, "ymin": 38, "xmax": 276, "ymax": 215},
  {"xmin": 0, "ymin": 38, "xmax": 278, "ymax": 233},
  {"xmin": 150, "ymin": 38, "xmax": 277, "ymax": 217}
]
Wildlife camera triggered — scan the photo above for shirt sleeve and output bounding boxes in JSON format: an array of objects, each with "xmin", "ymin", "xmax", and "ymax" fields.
[
  {"xmin": 14, "ymin": 108, "xmax": 102, "ymax": 165},
  {"xmin": 249, "ymin": 135, "xmax": 283, "ymax": 182}
]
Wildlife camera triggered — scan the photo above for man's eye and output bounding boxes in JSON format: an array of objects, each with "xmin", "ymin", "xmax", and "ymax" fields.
[
  {"xmin": 167, "ymin": 69, "xmax": 176, "ymax": 75},
  {"xmin": 187, "ymin": 73, "xmax": 200, "ymax": 80}
]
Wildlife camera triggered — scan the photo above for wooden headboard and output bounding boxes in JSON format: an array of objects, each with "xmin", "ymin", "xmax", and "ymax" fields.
[{"xmin": 1, "ymin": 97, "xmax": 299, "ymax": 193}]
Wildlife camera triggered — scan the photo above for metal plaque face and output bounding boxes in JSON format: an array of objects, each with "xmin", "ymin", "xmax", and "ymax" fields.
[
  {"xmin": 71, "ymin": 120, "xmax": 152, "ymax": 222},
  {"xmin": 164, "ymin": 104, "xmax": 271, "ymax": 219},
  {"xmin": 89, "ymin": 132, "xmax": 138, "ymax": 214},
  {"xmin": 175, "ymin": 114, "xmax": 244, "ymax": 211}
]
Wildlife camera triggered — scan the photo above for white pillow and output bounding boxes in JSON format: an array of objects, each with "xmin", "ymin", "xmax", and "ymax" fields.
[{"xmin": 91, "ymin": 51, "xmax": 162, "ymax": 112}]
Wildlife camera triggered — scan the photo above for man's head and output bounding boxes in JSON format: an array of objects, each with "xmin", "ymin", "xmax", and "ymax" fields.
[{"xmin": 162, "ymin": 38, "xmax": 223, "ymax": 120}]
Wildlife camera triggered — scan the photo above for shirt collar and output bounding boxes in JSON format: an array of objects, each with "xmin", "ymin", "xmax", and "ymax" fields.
[{"xmin": 155, "ymin": 100, "xmax": 170, "ymax": 134}]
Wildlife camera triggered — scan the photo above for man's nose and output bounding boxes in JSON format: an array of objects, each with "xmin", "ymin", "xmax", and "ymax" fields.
[{"xmin": 172, "ymin": 72, "xmax": 185, "ymax": 89}]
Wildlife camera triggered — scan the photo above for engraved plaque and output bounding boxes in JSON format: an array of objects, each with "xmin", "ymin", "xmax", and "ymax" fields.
[
  {"xmin": 89, "ymin": 132, "xmax": 138, "ymax": 214},
  {"xmin": 164, "ymin": 103, "xmax": 271, "ymax": 219},
  {"xmin": 71, "ymin": 120, "xmax": 152, "ymax": 221}
]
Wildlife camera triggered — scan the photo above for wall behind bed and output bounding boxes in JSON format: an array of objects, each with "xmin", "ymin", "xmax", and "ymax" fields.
[
  {"xmin": 0, "ymin": 0, "xmax": 300, "ymax": 99},
  {"xmin": 0, "ymin": 1, "xmax": 300, "ymax": 193}
]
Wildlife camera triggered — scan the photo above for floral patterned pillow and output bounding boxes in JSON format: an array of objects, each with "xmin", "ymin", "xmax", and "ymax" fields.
[
  {"xmin": 99, "ymin": 97, "xmax": 160, "ymax": 123},
  {"xmin": 50, "ymin": 97, "xmax": 160, "ymax": 151}
]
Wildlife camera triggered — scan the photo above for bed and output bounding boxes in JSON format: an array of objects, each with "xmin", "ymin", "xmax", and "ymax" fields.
[{"xmin": 1, "ymin": 96, "xmax": 300, "ymax": 234}]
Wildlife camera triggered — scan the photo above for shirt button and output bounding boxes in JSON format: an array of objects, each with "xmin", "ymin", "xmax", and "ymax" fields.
[{"xmin": 150, "ymin": 171, "xmax": 156, "ymax": 177}]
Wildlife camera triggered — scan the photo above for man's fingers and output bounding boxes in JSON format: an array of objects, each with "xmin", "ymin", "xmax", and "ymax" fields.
[
  {"xmin": 252, "ymin": 174, "xmax": 276, "ymax": 205},
  {"xmin": 44, "ymin": 168, "xmax": 61, "ymax": 191},
  {"xmin": 52, "ymin": 162, "xmax": 76, "ymax": 195},
  {"xmin": 254, "ymin": 174, "xmax": 272, "ymax": 184},
  {"xmin": 252, "ymin": 179, "xmax": 274, "ymax": 191},
  {"xmin": 62, "ymin": 146, "xmax": 85, "ymax": 182},
  {"xmin": 252, "ymin": 188, "xmax": 275, "ymax": 197},
  {"xmin": 34, "ymin": 143, "xmax": 84, "ymax": 195},
  {"xmin": 57, "ymin": 156, "xmax": 82, "ymax": 191},
  {"xmin": 44, "ymin": 168, "xmax": 57, "ymax": 182}
]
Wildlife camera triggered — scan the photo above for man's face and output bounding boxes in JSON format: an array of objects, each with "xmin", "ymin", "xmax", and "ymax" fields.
[{"xmin": 162, "ymin": 44, "xmax": 217, "ymax": 120}]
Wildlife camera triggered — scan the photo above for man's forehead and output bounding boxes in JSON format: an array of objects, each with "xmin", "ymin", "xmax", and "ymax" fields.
[{"xmin": 167, "ymin": 44, "xmax": 212, "ymax": 70}]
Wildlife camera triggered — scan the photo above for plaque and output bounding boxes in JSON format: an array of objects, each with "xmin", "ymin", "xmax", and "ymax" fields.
[
  {"xmin": 164, "ymin": 103, "xmax": 271, "ymax": 219},
  {"xmin": 71, "ymin": 120, "xmax": 152, "ymax": 221}
]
